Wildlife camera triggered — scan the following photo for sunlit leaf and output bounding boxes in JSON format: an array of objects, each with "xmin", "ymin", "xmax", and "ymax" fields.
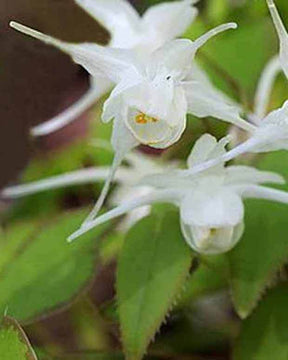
[
  {"xmin": 234, "ymin": 284, "xmax": 288, "ymax": 360},
  {"xmin": 0, "ymin": 209, "xmax": 108, "ymax": 323},
  {"xmin": 0, "ymin": 316, "xmax": 37, "ymax": 360},
  {"xmin": 117, "ymin": 210, "xmax": 192, "ymax": 360}
]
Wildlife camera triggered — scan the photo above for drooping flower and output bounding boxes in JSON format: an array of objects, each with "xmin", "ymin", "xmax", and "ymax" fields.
[
  {"xmin": 30, "ymin": 0, "xmax": 200, "ymax": 136},
  {"xmin": 10, "ymin": 20, "xmax": 253, "ymax": 225},
  {"xmin": 67, "ymin": 134, "xmax": 288, "ymax": 255}
]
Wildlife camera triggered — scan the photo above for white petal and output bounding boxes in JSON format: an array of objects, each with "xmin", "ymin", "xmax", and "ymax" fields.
[
  {"xmin": 139, "ymin": 171, "xmax": 191, "ymax": 189},
  {"xmin": 74, "ymin": 0, "xmax": 141, "ymax": 47},
  {"xmin": 68, "ymin": 189, "xmax": 179, "ymax": 242},
  {"xmin": 235, "ymin": 184, "xmax": 288, "ymax": 204},
  {"xmin": 147, "ymin": 39, "xmax": 196, "ymax": 80},
  {"xmin": 193, "ymin": 23, "xmax": 237, "ymax": 52},
  {"xmin": 143, "ymin": 0, "xmax": 198, "ymax": 44},
  {"xmin": 181, "ymin": 221, "xmax": 244, "ymax": 254},
  {"xmin": 102, "ymin": 67, "xmax": 144, "ymax": 123},
  {"xmin": 10, "ymin": 22, "xmax": 134, "ymax": 82},
  {"xmin": 31, "ymin": 77, "xmax": 112, "ymax": 136},
  {"xmin": 267, "ymin": 0, "xmax": 288, "ymax": 78},
  {"xmin": 184, "ymin": 80, "xmax": 255, "ymax": 132},
  {"xmin": 81, "ymin": 113, "xmax": 139, "ymax": 226},
  {"xmin": 180, "ymin": 189, "xmax": 244, "ymax": 228},
  {"xmin": 225, "ymin": 166, "xmax": 285, "ymax": 186},
  {"xmin": 1, "ymin": 167, "xmax": 131, "ymax": 199},
  {"xmin": 185, "ymin": 136, "xmax": 264, "ymax": 177},
  {"xmin": 253, "ymin": 56, "xmax": 281, "ymax": 122},
  {"xmin": 187, "ymin": 133, "xmax": 230, "ymax": 169}
]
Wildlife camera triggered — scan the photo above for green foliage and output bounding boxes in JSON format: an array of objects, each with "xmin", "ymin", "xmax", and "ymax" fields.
[
  {"xmin": 0, "ymin": 209, "xmax": 108, "ymax": 323},
  {"xmin": 179, "ymin": 255, "xmax": 228, "ymax": 307},
  {"xmin": 117, "ymin": 210, "xmax": 192, "ymax": 360},
  {"xmin": 228, "ymin": 199, "xmax": 288, "ymax": 318},
  {"xmin": 234, "ymin": 284, "xmax": 288, "ymax": 360},
  {"xmin": 228, "ymin": 151, "xmax": 288, "ymax": 318},
  {"xmin": 0, "ymin": 316, "xmax": 37, "ymax": 359}
]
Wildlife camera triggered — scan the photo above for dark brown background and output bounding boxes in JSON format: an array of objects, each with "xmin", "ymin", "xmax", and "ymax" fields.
[{"xmin": 0, "ymin": 0, "xmax": 121, "ymax": 189}]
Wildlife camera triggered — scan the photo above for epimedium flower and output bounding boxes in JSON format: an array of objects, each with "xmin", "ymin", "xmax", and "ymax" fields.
[
  {"xmin": 29, "ymin": 0, "xmax": 200, "ymax": 136},
  {"xmin": 10, "ymin": 20, "xmax": 254, "ymax": 226},
  {"xmin": 66, "ymin": 134, "xmax": 288, "ymax": 254}
]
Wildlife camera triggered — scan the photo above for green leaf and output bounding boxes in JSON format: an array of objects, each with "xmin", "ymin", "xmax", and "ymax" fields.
[
  {"xmin": 0, "ymin": 209, "xmax": 108, "ymax": 323},
  {"xmin": 37, "ymin": 352, "xmax": 124, "ymax": 360},
  {"xmin": 179, "ymin": 255, "xmax": 228, "ymax": 307},
  {"xmin": 228, "ymin": 151, "xmax": 288, "ymax": 318},
  {"xmin": 234, "ymin": 284, "xmax": 288, "ymax": 360},
  {"xmin": 0, "ymin": 316, "xmax": 37, "ymax": 359},
  {"xmin": 117, "ymin": 210, "xmax": 192, "ymax": 360},
  {"xmin": 228, "ymin": 200, "xmax": 288, "ymax": 319}
]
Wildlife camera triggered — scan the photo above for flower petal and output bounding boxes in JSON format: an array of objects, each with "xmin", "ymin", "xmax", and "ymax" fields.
[
  {"xmin": 31, "ymin": 76, "xmax": 112, "ymax": 136},
  {"xmin": 181, "ymin": 221, "xmax": 244, "ymax": 254},
  {"xmin": 235, "ymin": 184, "xmax": 288, "ymax": 204},
  {"xmin": 267, "ymin": 0, "xmax": 288, "ymax": 78},
  {"xmin": 193, "ymin": 22, "xmax": 237, "ymax": 52},
  {"xmin": 68, "ymin": 189, "xmax": 179, "ymax": 242},
  {"xmin": 1, "ymin": 166, "xmax": 130, "ymax": 198},
  {"xmin": 74, "ymin": 0, "xmax": 141, "ymax": 47},
  {"xmin": 142, "ymin": 0, "xmax": 198, "ymax": 43},
  {"xmin": 147, "ymin": 39, "xmax": 196, "ymax": 80},
  {"xmin": 180, "ymin": 189, "xmax": 244, "ymax": 228},
  {"xmin": 253, "ymin": 56, "xmax": 281, "ymax": 122},
  {"xmin": 187, "ymin": 133, "xmax": 230, "ymax": 169},
  {"xmin": 10, "ymin": 22, "xmax": 135, "ymax": 82},
  {"xmin": 225, "ymin": 166, "xmax": 285, "ymax": 186},
  {"xmin": 81, "ymin": 112, "xmax": 139, "ymax": 226},
  {"xmin": 184, "ymin": 79, "xmax": 255, "ymax": 132}
]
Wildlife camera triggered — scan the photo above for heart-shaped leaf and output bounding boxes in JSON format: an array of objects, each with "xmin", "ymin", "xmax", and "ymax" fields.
[
  {"xmin": 234, "ymin": 284, "xmax": 288, "ymax": 360},
  {"xmin": 0, "ymin": 209, "xmax": 108, "ymax": 323},
  {"xmin": 117, "ymin": 210, "xmax": 192, "ymax": 360},
  {"xmin": 228, "ymin": 151, "xmax": 288, "ymax": 318}
]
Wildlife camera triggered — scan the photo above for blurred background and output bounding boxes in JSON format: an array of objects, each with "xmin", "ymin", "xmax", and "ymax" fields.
[{"xmin": 1, "ymin": 0, "xmax": 288, "ymax": 359}]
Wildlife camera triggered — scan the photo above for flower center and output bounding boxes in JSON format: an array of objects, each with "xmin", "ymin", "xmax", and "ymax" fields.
[{"xmin": 135, "ymin": 112, "xmax": 158, "ymax": 125}]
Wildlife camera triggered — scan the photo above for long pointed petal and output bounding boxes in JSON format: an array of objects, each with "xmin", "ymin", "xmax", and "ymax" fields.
[
  {"xmin": 253, "ymin": 56, "xmax": 281, "ymax": 121},
  {"xmin": 81, "ymin": 115, "xmax": 139, "ymax": 225},
  {"xmin": 81, "ymin": 153, "xmax": 123, "ymax": 225},
  {"xmin": 10, "ymin": 22, "xmax": 133, "ymax": 82},
  {"xmin": 236, "ymin": 184, "xmax": 288, "ymax": 204},
  {"xmin": 193, "ymin": 23, "xmax": 237, "ymax": 52},
  {"xmin": 31, "ymin": 77, "xmax": 112, "ymax": 136},
  {"xmin": 266, "ymin": 0, "xmax": 288, "ymax": 78},
  {"xmin": 185, "ymin": 80, "xmax": 255, "ymax": 133},
  {"xmin": 68, "ymin": 189, "xmax": 178, "ymax": 242},
  {"xmin": 1, "ymin": 167, "xmax": 130, "ymax": 199}
]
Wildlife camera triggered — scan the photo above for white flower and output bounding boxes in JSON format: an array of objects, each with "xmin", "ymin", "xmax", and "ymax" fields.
[
  {"xmin": 67, "ymin": 134, "xmax": 288, "ymax": 255},
  {"xmin": 10, "ymin": 20, "xmax": 253, "ymax": 225},
  {"xmin": 29, "ymin": 0, "xmax": 199, "ymax": 136}
]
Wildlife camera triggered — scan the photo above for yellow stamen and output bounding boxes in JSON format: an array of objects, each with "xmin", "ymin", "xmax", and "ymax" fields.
[{"xmin": 135, "ymin": 112, "xmax": 158, "ymax": 125}]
